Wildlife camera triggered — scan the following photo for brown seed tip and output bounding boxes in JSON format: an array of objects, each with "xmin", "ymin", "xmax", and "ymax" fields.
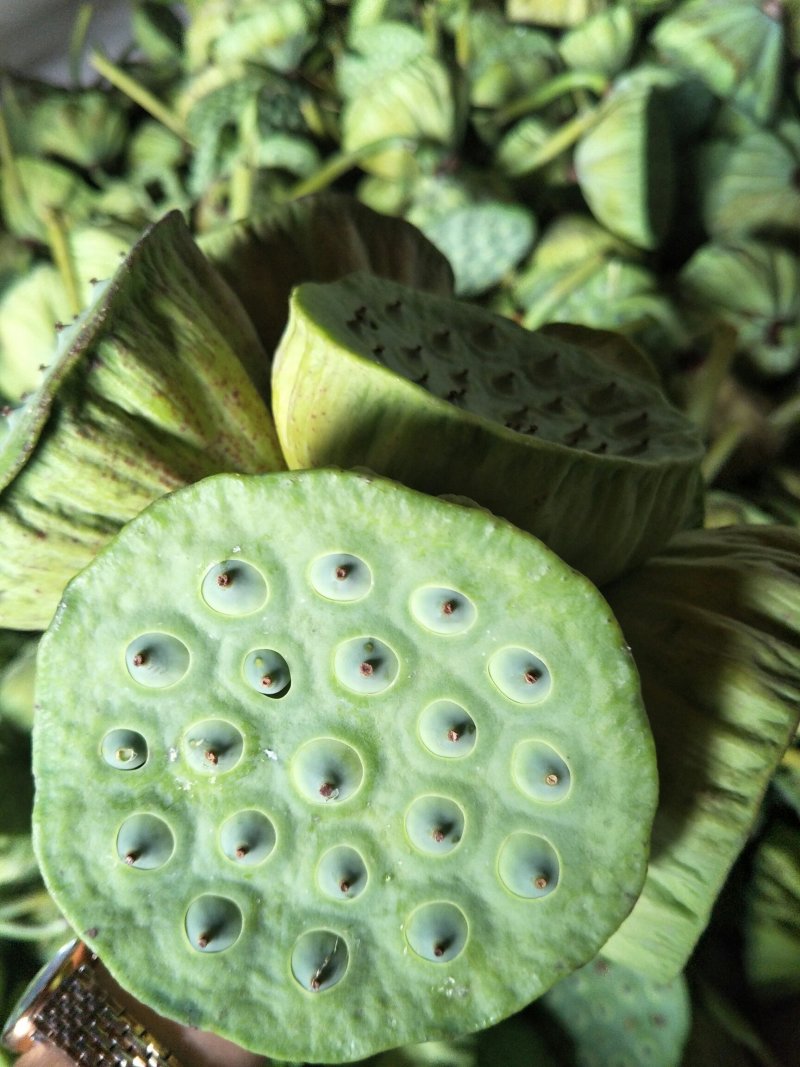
[
  {"xmin": 545, "ymin": 773, "xmax": 559, "ymax": 786},
  {"xmin": 442, "ymin": 599, "xmax": 457, "ymax": 616},
  {"xmin": 339, "ymin": 879, "xmax": 351, "ymax": 894},
  {"xmin": 335, "ymin": 565, "xmax": 350, "ymax": 580},
  {"xmin": 359, "ymin": 660, "xmax": 375, "ymax": 677},
  {"xmin": 432, "ymin": 828, "xmax": 446, "ymax": 843},
  {"xmin": 523, "ymin": 669, "xmax": 540, "ymax": 685},
  {"xmin": 447, "ymin": 728, "xmax": 461, "ymax": 743},
  {"xmin": 197, "ymin": 933, "xmax": 210, "ymax": 949},
  {"xmin": 433, "ymin": 943, "xmax": 445, "ymax": 957},
  {"xmin": 319, "ymin": 781, "xmax": 336, "ymax": 799},
  {"xmin": 204, "ymin": 749, "xmax": 219, "ymax": 766},
  {"xmin": 216, "ymin": 571, "xmax": 232, "ymax": 587},
  {"xmin": 310, "ymin": 976, "xmax": 321, "ymax": 991},
  {"xmin": 534, "ymin": 876, "xmax": 548, "ymax": 890},
  {"xmin": 235, "ymin": 845, "xmax": 249, "ymax": 859},
  {"xmin": 132, "ymin": 652, "xmax": 147, "ymax": 668},
  {"xmin": 260, "ymin": 675, "xmax": 273, "ymax": 688},
  {"xmin": 124, "ymin": 850, "xmax": 140, "ymax": 866}
]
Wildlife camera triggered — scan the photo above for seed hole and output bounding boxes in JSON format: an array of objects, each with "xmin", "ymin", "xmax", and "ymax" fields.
[
  {"xmin": 243, "ymin": 648, "xmax": 291, "ymax": 698},
  {"xmin": 405, "ymin": 795, "xmax": 465, "ymax": 855},
  {"xmin": 488, "ymin": 647, "xmax": 551, "ymax": 704},
  {"xmin": 497, "ymin": 832, "xmax": 560, "ymax": 899},
  {"xmin": 418, "ymin": 700, "xmax": 476, "ymax": 758},
  {"xmin": 317, "ymin": 845, "xmax": 368, "ymax": 900},
  {"xmin": 183, "ymin": 720, "xmax": 244, "ymax": 774},
  {"xmin": 220, "ymin": 810, "xmax": 276, "ymax": 865},
  {"xmin": 309, "ymin": 553, "xmax": 372, "ymax": 602},
  {"xmin": 334, "ymin": 637, "xmax": 399, "ymax": 695},
  {"xmin": 116, "ymin": 814, "xmax": 174, "ymax": 870},
  {"xmin": 410, "ymin": 586, "xmax": 477, "ymax": 636},
  {"xmin": 291, "ymin": 930, "xmax": 348, "ymax": 992},
  {"xmin": 101, "ymin": 729, "xmax": 148, "ymax": 770},
  {"xmin": 405, "ymin": 902, "xmax": 468, "ymax": 963},
  {"xmin": 185, "ymin": 895, "xmax": 243, "ymax": 953},
  {"xmin": 201, "ymin": 560, "xmax": 267, "ymax": 615},
  {"xmin": 512, "ymin": 741, "xmax": 572, "ymax": 802},
  {"xmin": 125, "ymin": 633, "xmax": 189, "ymax": 689},
  {"xmin": 292, "ymin": 738, "xmax": 364, "ymax": 805}
]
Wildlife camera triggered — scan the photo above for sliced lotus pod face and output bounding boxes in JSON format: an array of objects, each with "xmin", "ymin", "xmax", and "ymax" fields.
[
  {"xmin": 198, "ymin": 192, "xmax": 454, "ymax": 368},
  {"xmin": 272, "ymin": 272, "xmax": 704, "ymax": 586},
  {"xmin": 539, "ymin": 955, "xmax": 691, "ymax": 1067},
  {"xmin": 33, "ymin": 468, "xmax": 656, "ymax": 1063},
  {"xmin": 601, "ymin": 525, "xmax": 800, "ymax": 981},
  {"xmin": 573, "ymin": 81, "xmax": 675, "ymax": 251},
  {"xmin": 652, "ymin": 0, "xmax": 785, "ymax": 125},
  {"xmin": 0, "ymin": 211, "xmax": 283, "ymax": 629}
]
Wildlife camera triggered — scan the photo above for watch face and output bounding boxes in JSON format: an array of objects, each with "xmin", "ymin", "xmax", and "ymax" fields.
[{"xmin": 1, "ymin": 938, "xmax": 84, "ymax": 1053}]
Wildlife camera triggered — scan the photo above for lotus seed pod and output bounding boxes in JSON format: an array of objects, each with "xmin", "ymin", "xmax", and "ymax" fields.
[
  {"xmin": 506, "ymin": 0, "xmax": 611, "ymax": 29},
  {"xmin": 601, "ymin": 525, "xmax": 800, "ymax": 981},
  {"xmin": 336, "ymin": 20, "xmax": 428, "ymax": 100},
  {"xmin": 198, "ymin": 193, "xmax": 454, "ymax": 371},
  {"xmin": 558, "ymin": 6, "xmax": 637, "ymax": 77},
  {"xmin": 464, "ymin": 12, "xmax": 558, "ymax": 108},
  {"xmin": 573, "ymin": 80, "xmax": 675, "ymax": 251},
  {"xmin": 652, "ymin": 0, "xmax": 785, "ymax": 125},
  {"xmin": 33, "ymin": 468, "xmax": 656, "ymax": 1062},
  {"xmin": 0, "ymin": 211, "xmax": 284, "ymax": 629},
  {"xmin": 186, "ymin": 0, "xmax": 323, "ymax": 74},
  {"xmin": 0, "ymin": 157, "xmax": 94, "ymax": 244},
  {"xmin": 539, "ymin": 955, "xmax": 691, "ymax": 1067},
  {"xmin": 272, "ymin": 272, "xmax": 704, "ymax": 585}
]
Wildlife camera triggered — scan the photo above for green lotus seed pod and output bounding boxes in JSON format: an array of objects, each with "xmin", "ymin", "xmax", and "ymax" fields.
[
  {"xmin": 272, "ymin": 272, "xmax": 704, "ymax": 585},
  {"xmin": 652, "ymin": 0, "xmax": 785, "ymax": 125},
  {"xmin": 539, "ymin": 955, "xmax": 691, "ymax": 1067},
  {"xmin": 199, "ymin": 193, "xmax": 454, "ymax": 368},
  {"xmin": 33, "ymin": 467, "xmax": 656, "ymax": 1062},
  {"xmin": 186, "ymin": 0, "xmax": 323, "ymax": 74},
  {"xmin": 680, "ymin": 239, "xmax": 800, "ymax": 378},
  {"xmin": 506, "ymin": 0, "xmax": 610, "ymax": 29},
  {"xmin": 574, "ymin": 80, "xmax": 675, "ymax": 250},
  {"xmin": 337, "ymin": 20, "xmax": 428, "ymax": 100},
  {"xmin": 601, "ymin": 525, "xmax": 800, "ymax": 980},
  {"xmin": 0, "ymin": 211, "xmax": 284, "ymax": 629},
  {"xmin": 465, "ymin": 13, "xmax": 557, "ymax": 108},
  {"xmin": 558, "ymin": 6, "xmax": 637, "ymax": 77}
]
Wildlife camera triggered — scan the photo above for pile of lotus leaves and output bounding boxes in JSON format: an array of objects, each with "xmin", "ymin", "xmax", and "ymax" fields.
[{"xmin": 1, "ymin": 1, "xmax": 799, "ymax": 1064}]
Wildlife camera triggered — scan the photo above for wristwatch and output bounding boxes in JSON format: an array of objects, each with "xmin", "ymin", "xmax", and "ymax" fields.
[{"xmin": 2, "ymin": 938, "xmax": 184, "ymax": 1065}]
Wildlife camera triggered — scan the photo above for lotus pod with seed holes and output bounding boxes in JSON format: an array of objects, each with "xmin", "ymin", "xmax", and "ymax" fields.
[
  {"xmin": 538, "ymin": 955, "xmax": 691, "ymax": 1067},
  {"xmin": 0, "ymin": 211, "xmax": 283, "ymax": 630},
  {"xmin": 601, "ymin": 525, "xmax": 800, "ymax": 981},
  {"xmin": 198, "ymin": 193, "xmax": 454, "ymax": 371},
  {"xmin": 32, "ymin": 467, "xmax": 657, "ymax": 1063},
  {"xmin": 573, "ymin": 80, "xmax": 675, "ymax": 251},
  {"xmin": 271, "ymin": 272, "xmax": 704, "ymax": 586}
]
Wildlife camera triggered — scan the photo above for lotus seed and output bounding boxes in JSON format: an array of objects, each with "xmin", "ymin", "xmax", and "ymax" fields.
[
  {"xmin": 360, "ymin": 661, "xmax": 375, "ymax": 677},
  {"xmin": 447, "ymin": 728, "xmax": 460, "ymax": 742},
  {"xmin": 124, "ymin": 851, "xmax": 139, "ymax": 866},
  {"xmin": 335, "ymin": 565, "xmax": 349, "ymax": 580},
  {"xmin": 197, "ymin": 933, "xmax": 210, "ymax": 949},
  {"xmin": 534, "ymin": 876, "xmax": 548, "ymax": 889},
  {"xmin": 132, "ymin": 652, "xmax": 146, "ymax": 667},
  {"xmin": 545, "ymin": 773, "xmax": 559, "ymax": 786},
  {"xmin": 116, "ymin": 748, "xmax": 135, "ymax": 763},
  {"xmin": 235, "ymin": 845, "xmax": 249, "ymax": 859},
  {"xmin": 524, "ymin": 670, "xmax": 540, "ymax": 685},
  {"xmin": 217, "ymin": 571, "xmax": 232, "ymax": 587},
  {"xmin": 205, "ymin": 750, "xmax": 218, "ymax": 765}
]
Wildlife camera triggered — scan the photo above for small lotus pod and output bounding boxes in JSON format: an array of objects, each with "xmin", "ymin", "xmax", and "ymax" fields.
[
  {"xmin": 272, "ymin": 272, "xmax": 703, "ymax": 585},
  {"xmin": 539, "ymin": 955, "xmax": 691, "ymax": 1067},
  {"xmin": 558, "ymin": 6, "xmax": 638, "ymax": 77},
  {"xmin": 679, "ymin": 238, "xmax": 800, "ymax": 378},
  {"xmin": 28, "ymin": 88, "xmax": 128, "ymax": 170},
  {"xmin": 601, "ymin": 525, "xmax": 800, "ymax": 981},
  {"xmin": 33, "ymin": 467, "xmax": 656, "ymax": 1062},
  {"xmin": 698, "ymin": 122, "xmax": 800, "ymax": 239},
  {"xmin": 198, "ymin": 192, "xmax": 454, "ymax": 369},
  {"xmin": 186, "ymin": 0, "xmax": 323, "ymax": 75},
  {"xmin": 341, "ymin": 52, "xmax": 455, "ymax": 180},
  {"xmin": 651, "ymin": 0, "xmax": 785, "ymax": 125},
  {"xmin": 0, "ymin": 157, "xmax": 94, "ymax": 244},
  {"xmin": 573, "ymin": 80, "xmax": 675, "ymax": 250},
  {"xmin": 506, "ymin": 0, "xmax": 611, "ymax": 29},
  {"xmin": 743, "ymin": 818, "xmax": 800, "ymax": 999},
  {"xmin": 0, "ymin": 211, "xmax": 283, "ymax": 629},
  {"xmin": 336, "ymin": 20, "xmax": 428, "ymax": 100},
  {"xmin": 464, "ymin": 12, "xmax": 558, "ymax": 108},
  {"xmin": 0, "ymin": 264, "xmax": 69, "ymax": 402}
]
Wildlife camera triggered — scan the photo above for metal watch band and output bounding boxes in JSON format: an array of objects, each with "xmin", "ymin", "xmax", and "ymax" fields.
[{"xmin": 31, "ymin": 956, "xmax": 183, "ymax": 1067}]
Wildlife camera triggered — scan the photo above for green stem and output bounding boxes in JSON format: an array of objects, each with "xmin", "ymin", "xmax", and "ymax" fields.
[
  {"xmin": 228, "ymin": 162, "xmax": 255, "ymax": 223},
  {"xmin": 43, "ymin": 208, "xmax": 82, "ymax": 317},
  {"xmin": 286, "ymin": 136, "xmax": 413, "ymax": 199},
  {"xmin": 768, "ymin": 391, "xmax": 800, "ymax": 434},
  {"xmin": 507, "ymin": 105, "xmax": 602, "ymax": 176},
  {"xmin": 69, "ymin": 3, "xmax": 94, "ymax": 87},
  {"xmin": 684, "ymin": 324, "xmax": 738, "ymax": 433},
  {"xmin": 0, "ymin": 918, "xmax": 70, "ymax": 941},
  {"xmin": 701, "ymin": 422, "xmax": 748, "ymax": 485},
  {"xmin": 0, "ymin": 890, "xmax": 55, "ymax": 922},
  {"xmin": 0, "ymin": 91, "xmax": 24, "ymax": 207},
  {"xmin": 90, "ymin": 51, "xmax": 189, "ymax": 142},
  {"xmin": 493, "ymin": 70, "xmax": 609, "ymax": 127}
]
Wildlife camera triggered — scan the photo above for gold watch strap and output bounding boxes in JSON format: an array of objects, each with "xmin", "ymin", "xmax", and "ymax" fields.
[{"xmin": 3, "ymin": 940, "xmax": 184, "ymax": 1067}]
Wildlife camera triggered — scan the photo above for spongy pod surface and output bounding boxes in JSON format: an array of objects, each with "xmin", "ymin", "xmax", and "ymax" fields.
[
  {"xmin": 271, "ymin": 273, "xmax": 704, "ymax": 586},
  {"xmin": 33, "ymin": 468, "xmax": 657, "ymax": 1062}
]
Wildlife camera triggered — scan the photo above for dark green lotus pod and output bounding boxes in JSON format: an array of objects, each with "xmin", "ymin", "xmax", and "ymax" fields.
[
  {"xmin": 600, "ymin": 525, "xmax": 800, "ymax": 981},
  {"xmin": 679, "ymin": 239, "xmax": 800, "ymax": 378},
  {"xmin": 743, "ymin": 818, "xmax": 800, "ymax": 999},
  {"xmin": 341, "ymin": 52, "xmax": 455, "ymax": 180},
  {"xmin": 464, "ymin": 12, "xmax": 558, "ymax": 109},
  {"xmin": 199, "ymin": 193, "xmax": 453, "ymax": 370},
  {"xmin": 33, "ymin": 467, "xmax": 656, "ymax": 1062},
  {"xmin": 613, "ymin": 62, "xmax": 717, "ymax": 146},
  {"xmin": 272, "ymin": 272, "xmax": 703, "ymax": 585},
  {"xmin": 538, "ymin": 955, "xmax": 690, "ymax": 1067},
  {"xmin": 0, "ymin": 211, "xmax": 283, "ymax": 629},
  {"xmin": 573, "ymin": 80, "xmax": 675, "ymax": 250},
  {"xmin": 558, "ymin": 6, "xmax": 638, "ymax": 77},
  {"xmin": 698, "ymin": 122, "xmax": 800, "ymax": 239},
  {"xmin": 506, "ymin": 0, "xmax": 610, "ymax": 29},
  {"xmin": 652, "ymin": 0, "xmax": 785, "ymax": 125}
]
